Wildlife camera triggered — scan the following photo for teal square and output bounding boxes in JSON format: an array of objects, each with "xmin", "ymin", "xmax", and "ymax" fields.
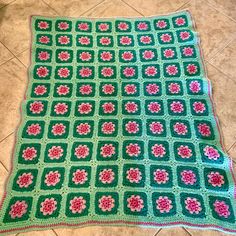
[
  {"xmin": 177, "ymin": 29, "xmax": 194, "ymax": 43},
  {"xmin": 26, "ymin": 100, "xmax": 48, "ymax": 117},
  {"xmin": 95, "ymin": 165, "xmax": 118, "ymax": 187},
  {"xmin": 174, "ymin": 142, "xmax": 196, "ymax": 162},
  {"xmin": 97, "ymin": 35, "xmax": 114, "ymax": 47},
  {"xmin": 36, "ymin": 34, "xmax": 52, "ymax": 46},
  {"xmin": 143, "ymin": 82, "xmax": 162, "ymax": 96},
  {"xmin": 40, "ymin": 167, "xmax": 65, "ymax": 190},
  {"xmin": 172, "ymin": 15, "xmax": 188, "ymax": 28},
  {"xmin": 50, "ymin": 101, "xmax": 71, "ymax": 117},
  {"xmin": 35, "ymin": 48, "xmax": 52, "ymax": 63},
  {"xmin": 194, "ymin": 120, "xmax": 215, "ymax": 140},
  {"xmin": 122, "ymin": 82, "xmax": 140, "ymax": 97},
  {"xmin": 152, "ymin": 192, "xmax": 176, "ymax": 217},
  {"xmin": 145, "ymin": 100, "xmax": 164, "ymax": 115},
  {"xmin": 167, "ymin": 99, "xmax": 186, "ymax": 116},
  {"xmin": 148, "ymin": 140, "xmax": 170, "ymax": 161},
  {"xmin": 55, "ymin": 66, "xmax": 73, "ymax": 80},
  {"xmin": 150, "ymin": 165, "xmax": 173, "ymax": 188},
  {"xmin": 66, "ymin": 192, "xmax": 90, "ymax": 218},
  {"xmin": 157, "ymin": 32, "xmax": 174, "ymax": 44},
  {"xmin": 142, "ymin": 64, "xmax": 160, "ymax": 79},
  {"xmin": 190, "ymin": 99, "xmax": 208, "ymax": 116},
  {"xmin": 44, "ymin": 143, "xmax": 67, "ymax": 163},
  {"xmin": 124, "ymin": 192, "xmax": 147, "ymax": 216},
  {"xmin": 56, "ymin": 34, "xmax": 72, "ymax": 47},
  {"xmin": 76, "ymin": 35, "xmax": 93, "ymax": 47},
  {"xmin": 12, "ymin": 169, "xmax": 38, "ymax": 192},
  {"xmin": 137, "ymin": 34, "xmax": 154, "ymax": 46},
  {"xmin": 115, "ymin": 20, "xmax": 132, "ymax": 32},
  {"xmin": 77, "ymin": 66, "xmax": 95, "ymax": 79},
  {"xmin": 180, "ymin": 193, "xmax": 205, "ymax": 218},
  {"xmin": 180, "ymin": 45, "xmax": 196, "ymax": 58},
  {"xmin": 99, "ymin": 100, "xmax": 118, "ymax": 116},
  {"xmin": 75, "ymin": 21, "xmax": 92, "ymax": 32},
  {"xmin": 146, "ymin": 119, "xmax": 166, "ymax": 137},
  {"xmin": 35, "ymin": 19, "xmax": 52, "ymax": 31},
  {"xmin": 98, "ymin": 50, "xmax": 115, "ymax": 63},
  {"xmin": 99, "ymin": 82, "xmax": 118, "ymax": 97},
  {"xmin": 123, "ymin": 164, "xmax": 146, "ymax": 187},
  {"xmin": 73, "ymin": 120, "xmax": 94, "ymax": 138},
  {"xmin": 96, "ymin": 141, "xmax": 119, "ymax": 161},
  {"xmin": 122, "ymin": 100, "xmax": 141, "ymax": 115},
  {"xmin": 69, "ymin": 166, "xmax": 91, "ymax": 188},
  {"xmin": 71, "ymin": 142, "xmax": 93, "ymax": 161},
  {"xmin": 163, "ymin": 63, "xmax": 181, "ymax": 77},
  {"xmin": 18, "ymin": 143, "xmax": 41, "ymax": 164},
  {"xmin": 177, "ymin": 166, "xmax": 200, "ymax": 189},
  {"xmin": 35, "ymin": 194, "xmax": 61, "ymax": 219},
  {"xmin": 56, "ymin": 49, "xmax": 73, "ymax": 63},
  {"xmin": 122, "ymin": 119, "xmax": 142, "ymax": 136},
  {"xmin": 183, "ymin": 61, "xmax": 201, "ymax": 76},
  {"xmin": 122, "ymin": 140, "xmax": 144, "ymax": 160},
  {"xmin": 65, "ymin": 193, "xmax": 90, "ymax": 217},
  {"xmin": 95, "ymin": 192, "xmax": 119, "ymax": 215},
  {"xmin": 135, "ymin": 21, "xmax": 151, "ymax": 32},
  {"xmin": 161, "ymin": 47, "xmax": 177, "ymax": 60},
  {"xmin": 186, "ymin": 79, "xmax": 203, "ymax": 95},
  {"xmin": 170, "ymin": 119, "xmax": 191, "ymax": 138},
  {"xmin": 120, "ymin": 65, "xmax": 138, "ymax": 79},
  {"xmin": 119, "ymin": 50, "xmax": 137, "ymax": 63},
  {"xmin": 165, "ymin": 81, "xmax": 184, "ymax": 96},
  {"xmin": 22, "ymin": 120, "xmax": 45, "ymax": 139},
  {"xmin": 74, "ymin": 100, "xmax": 95, "ymax": 117},
  {"xmin": 76, "ymin": 82, "xmax": 96, "ymax": 97},
  {"xmin": 31, "ymin": 83, "xmax": 50, "ymax": 98},
  {"xmin": 96, "ymin": 21, "xmax": 112, "ymax": 33},
  {"xmin": 55, "ymin": 20, "xmax": 72, "ymax": 32},
  {"xmin": 53, "ymin": 83, "xmax": 73, "ymax": 97},
  {"xmin": 98, "ymin": 119, "xmax": 118, "ymax": 137},
  {"xmin": 33, "ymin": 65, "xmax": 52, "ymax": 80},
  {"xmin": 99, "ymin": 66, "xmax": 117, "ymax": 79},
  {"xmin": 153, "ymin": 18, "xmax": 170, "ymax": 30},
  {"xmin": 139, "ymin": 48, "xmax": 158, "ymax": 62},
  {"xmin": 48, "ymin": 120, "xmax": 69, "ymax": 139},
  {"xmin": 117, "ymin": 35, "xmax": 134, "ymax": 47},
  {"xmin": 77, "ymin": 50, "xmax": 94, "ymax": 63}
]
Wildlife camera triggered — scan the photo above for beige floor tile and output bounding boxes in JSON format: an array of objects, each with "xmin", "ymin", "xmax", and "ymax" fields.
[
  {"xmin": 0, "ymin": 163, "xmax": 8, "ymax": 202},
  {"xmin": 210, "ymin": 39, "xmax": 236, "ymax": 80},
  {"xmin": 0, "ymin": 42, "xmax": 14, "ymax": 65},
  {"xmin": 0, "ymin": 132, "xmax": 15, "ymax": 170},
  {"xmin": 122, "ymin": 0, "xmax": 188, "ymax": 16},
  {"xmin": 0, "ymin": 0, "xmax": 14, "ymax": 8},
  {"xmin": 206, "ymin": 63, "xmax": 236, "ymax": 149},
  {"xmin": 157, "ymin": 227, "xmax": 189, "ymax": 236},
  {"xmin": 16, "ymin": 49, "xmax": 30, "ymax": 67},
  {"xmin": 55, "ymin": 226, "xmax": 158, "ymax": 236},
  {"xmin": 43, "ymin": 0, "xmax": 104, "ymax": 17},
  {"xmin": 207, "ymin": 0, "xmax": 236, "ymax": 21},
  {"xmin": 180, "ymin": 0, "xmax": 236, "ymax": 60},
  {"xmin": 228, "ymin": 141, "xmax": 236, "ymax": 159},
  {"xmin": 0, "ymin": 58, "xmax": 27, "ymax": 140},
  {"xmin": 0, "ymin": 0, "xmax": 57, "ymax": 55},
  {"xmin": 187, "ymin": 228, "xmax": 230, "ymax": 236},
  {"xmin": 18, "ymin": 229, "xmax": 57, "ymax": 236},
  {"xmin": 82, "ymin": 0, "xmax": 141, "ymax": 17}
]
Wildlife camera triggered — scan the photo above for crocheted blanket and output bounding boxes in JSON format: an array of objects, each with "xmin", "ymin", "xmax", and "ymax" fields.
[{"xmin": 0, "ymin": 10, "xmax": 236, "ymax": 235}]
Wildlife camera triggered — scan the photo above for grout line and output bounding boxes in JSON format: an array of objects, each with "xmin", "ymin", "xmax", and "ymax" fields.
[
  {"xmin": 0, "ymin": 161, "xmax": 9, "ymax": 173},
  {"xmin": 121, "ymin": 0, "xmax": 144, "ymax": 16},
  {"xmin": 227, "ymin": 140, "xmax": 236, "ymax": 152},
  {"xmin": 52, "ymin": 229, "xmax": 59, "ymax": 236},
  {"xmin": 0, "ymin": 132, "xmax": 14, "ymax": 144},
  {"xmin": 206, "ymin": 61, "xmax": 235, "ymax": 83},
  {"xmin": 153, "ymin": 228, "xmax": 162, "ymax": 236},
  {"xmin": 183, "ymin": 227, "xmax": 193, "ymax": 236},
  {"xmin": 78, "ymin": 0, "xmax": 106, "ymax": 16},
  {"xmin": 0, "ymin": 0, "xmax": 16, "ymax": 10},
  {"xmin": 41, "ymin": 0, "xmax": 60, "ymax": 15},
  {"xmin": 175, "ymin": 0, "xmax": 192, "ymax": 11},
  {"xmin": 205, "ymin": 0, "xmax": 236, "ymax": 23}
]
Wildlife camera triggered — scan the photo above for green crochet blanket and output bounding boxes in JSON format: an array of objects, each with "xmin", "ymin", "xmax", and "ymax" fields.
[{"xmin": 0, "ymin": 10, "xmax": 236, "ymax": 235}]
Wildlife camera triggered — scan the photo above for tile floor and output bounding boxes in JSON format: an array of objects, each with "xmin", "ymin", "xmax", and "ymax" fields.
[{"xmin": 0, "ymin": 0, "xmax": 235, "ymax": 235}]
